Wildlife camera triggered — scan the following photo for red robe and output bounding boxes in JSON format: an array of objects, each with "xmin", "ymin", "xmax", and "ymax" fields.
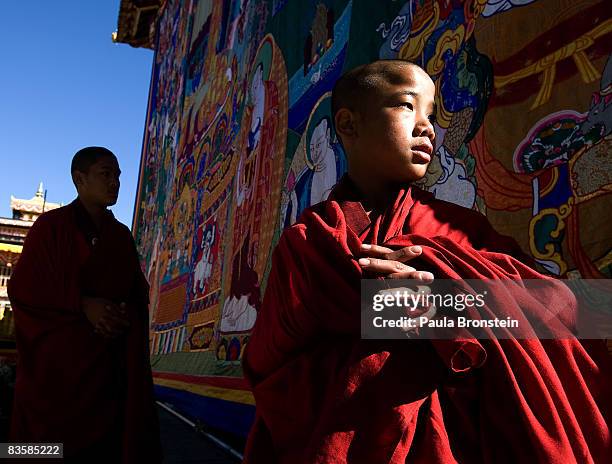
[
  {"xmin": 8, "ymin": 200, "xmax": 161, "ymax": 462},
  {"xmin": 243, "ymin": 176, "xmax": 610, "ymax": 463}
]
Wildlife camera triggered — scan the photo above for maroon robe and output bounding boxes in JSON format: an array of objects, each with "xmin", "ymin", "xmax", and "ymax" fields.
[
  {"xmin": 243, "ymin": 176, "xmax": 610, "ymax": 463},
  {"xmin": 8, "ymin": 200, "xmax": 161, "ymax": 462}
]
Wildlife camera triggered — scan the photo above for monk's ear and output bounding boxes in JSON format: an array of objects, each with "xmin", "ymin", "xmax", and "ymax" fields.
[
  {"xmin": 72, "ymin": 170, "xmax": 85, "ymax": 190},
  {"xmin": 334, "ymin": 108, "xmax": 357, "ymax": 142}
]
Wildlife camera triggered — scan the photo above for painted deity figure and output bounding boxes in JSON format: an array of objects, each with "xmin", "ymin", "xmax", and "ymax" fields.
[
  {"xmin": 193, "ymin": 224, "xmax": 215, "ymax": 294},
  {"xmin": 309, "ymin": 117, "xmax": 337, "ymax": 204},
  {"xmin": 429, "ymin": 146, "xmax": 476, "ymax": 209},
  {"xmin": 227, "ymin": 39, "xmax": 283, "ymax": 337},
  {"xmin": 249, "ymin": 63, "xmax": 265, "ymax": 154},
  {"xmin": 236, "ymin": 63, "xmax": 265, "ymax": 208},
  {"xmin": 234, "ymin": 58, "xmax": 280, "ymax": 254}
]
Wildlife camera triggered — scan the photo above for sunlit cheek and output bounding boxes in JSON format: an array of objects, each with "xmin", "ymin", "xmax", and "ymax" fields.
[
  {"xmin": 390, "ymin": 122, "xmax": 410, "ymax": 141},
  {"xmin": 392, "ymin": 116, "xmax": 413, "ymax": 135}
]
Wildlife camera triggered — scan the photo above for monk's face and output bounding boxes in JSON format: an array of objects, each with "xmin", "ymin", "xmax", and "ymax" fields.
[
  {"xmin": 75, "ymin": 156, "xmax": 121, "ymax": 207},
  {"xmin": 348, "ymin": 65, "xmax": 436, "ymax": 183}
]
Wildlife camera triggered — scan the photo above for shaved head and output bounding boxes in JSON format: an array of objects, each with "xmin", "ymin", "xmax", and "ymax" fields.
[{"xmin": 331, "ymin": 60, "xmax": 429, "ymax": 123}]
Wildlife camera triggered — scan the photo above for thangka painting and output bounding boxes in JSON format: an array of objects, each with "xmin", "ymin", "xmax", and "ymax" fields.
[{"xmin": 132, "ymin": 0, "xmax": 611, "ymax": 436}]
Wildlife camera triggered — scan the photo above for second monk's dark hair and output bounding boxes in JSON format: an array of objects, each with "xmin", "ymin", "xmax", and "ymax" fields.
[{"xmin": 71, "ymin": 146, "xmax": 117, "ymax": 174}]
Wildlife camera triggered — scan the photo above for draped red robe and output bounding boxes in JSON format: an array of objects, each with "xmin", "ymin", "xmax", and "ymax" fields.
[
  {"xmin": 8, "ymin": 200, "xmax": 161, "ymax": 462},
  {"xmin": 243, "ymin": 176, "xmax": 610, "ymax": 463}
]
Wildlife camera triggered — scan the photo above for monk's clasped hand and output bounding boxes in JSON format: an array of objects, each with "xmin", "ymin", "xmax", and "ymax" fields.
[
  {"xmin": 358, "ymin": 243, "xmax": 434, "ymax": 282},
  {"xmin": 100, "ymin": 302, "xmax": 130, "ymax": 338},
  {"xmin": 82, "ymin": 296, "xmax": 131, "ymax": 339}
]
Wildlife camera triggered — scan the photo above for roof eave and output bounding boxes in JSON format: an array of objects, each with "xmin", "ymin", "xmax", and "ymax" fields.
[{"xmin": 113, "ymin": 0, "xmax": 162, "ymax": 49}]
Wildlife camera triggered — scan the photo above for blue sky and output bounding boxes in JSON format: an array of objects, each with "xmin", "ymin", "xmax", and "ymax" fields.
[{"xmin": 0, "ymin": 1, "xmax": 153, "ymax": 227}]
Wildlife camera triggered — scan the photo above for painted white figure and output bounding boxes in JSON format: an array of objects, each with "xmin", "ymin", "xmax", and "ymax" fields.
[
  {"xmin": 430, "ymin": 146, "xmax": 476, "ymax": 209},
  {"xmin": 249, "ymin": 63, "xmax": 265, "ymax": 153},
  {"xmin": 193, "ymin": 225, "xmax": 215, "ymax": 293},
  {"xmin": 219, "ymin": 294, "xmax": 257, "ymax": 333},
  {"xmin": 236, "ymin": 63, "xmax": 266, "ymax": 207},
  {"xmin": 309, "ymin": 118, "xmax": 337, "ymax": 205}
]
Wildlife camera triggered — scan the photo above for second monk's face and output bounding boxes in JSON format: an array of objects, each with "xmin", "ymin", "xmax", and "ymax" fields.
[
  {"xmin": 79, "ymin": 156, "xmax": 121, "ymax": 207},
  {"xmin": 356, "ymin": 65, "xmax": 436, "ymax": 183}
]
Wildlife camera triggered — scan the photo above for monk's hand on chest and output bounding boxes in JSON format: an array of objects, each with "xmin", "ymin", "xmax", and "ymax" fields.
[
  {"xmin": 358, "ymin": 244, "xmax": 434, "ymax": 282},
  {"xmin": 81, "ymin": 296, "xmax": 131, "ymax": 339}
]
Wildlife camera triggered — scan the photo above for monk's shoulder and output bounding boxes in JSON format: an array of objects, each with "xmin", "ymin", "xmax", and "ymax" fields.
[
  {"xmin": 37, "ymin": 203, "xmax": 74, "ymax": 222},
  {"xmin": 15, "ymin": 205, "xmax": 78, "ymax": 256},
  {"xmin": 275, "ymin": 203, "xmax": 335, "ymax": 263},
  {"xmin": 298, "ymin": 200, "xmax": 328, "ymax": 220},
  {"xmin": 277, "ymin": 221, "xmax": 308, "ymax": 249},
  {"xmin": 296, "ymin": 198, "xmax": 345, "ymax": 228},
  {"xmin": 28, "ymin": 203, "xmax": 75, "ymax": 234}
]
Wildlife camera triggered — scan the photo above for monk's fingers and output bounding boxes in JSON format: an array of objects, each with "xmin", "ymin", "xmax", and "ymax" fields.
[
  {"xmin": 359, "ymin": 244, "xmax": 394, "ymax": 257},
  {"xmin": 386, "ymin": 270, "xmax": 434, "ymax": 283},
  {"xmin": 98, "ymin": 317, "xmax": 120, "ymax": 333},
  {"xmin": 108, "ymin": 311, "xmax": 130, "ymax": 326},
  {"xmin": 93, "ymin": 325, "xmax": 105, "ymax": 336},
  {"xmin": 405, "ymin": 298, "xmax": 437, "ymax": 321},
  {"xmin": 103, "ymin": 307, "xmax": 130, "ymax": 322},
  {"xmin": 98, "ymin": 324, "xmax": 125, "ymax": 338},
  {"xmin": 104, "ymin": 305, "xmax": 130, "ymax": 322},
  {"xmin": 386, "ymin": 245, "xmax": 423, "ymax": 263},
  {"xmin": 100, "ymin": 314, "xmax": 130, "ymax": 333},
  {"xmin": 94, "ymin": 321, "xmax": 114, "ymax": 338},
  {"xmin": 361, "ymin": 244, "xmax": 423, "ymax": 262},
  {"xmin": 103, "ymin": 302, "xmax": 123, "ymax": 314},
  {"xmin": 109, "ymin": 316, "xmax": 131, "ymax": 331},
  {"xmin": 359, "ymin": 257, "xmax": 416, "ymax": 275},
  {"xmin": 118, "ymin": 302, "xmax": 129, "ymax": 315}
]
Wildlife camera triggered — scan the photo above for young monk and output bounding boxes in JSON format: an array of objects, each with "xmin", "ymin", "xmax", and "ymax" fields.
[
  {"xmin": 242, "ymin": 61, "xmax": 610, "ymax": 463},
  {"xmin": 8, "ymin": 147, "xmax": 161, "ymax": 463}
]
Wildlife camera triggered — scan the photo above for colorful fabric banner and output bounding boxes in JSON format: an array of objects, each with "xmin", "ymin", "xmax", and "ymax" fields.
[{"xmin": 132, "ymin": 0, "xmax": 611, "ymax": 436}]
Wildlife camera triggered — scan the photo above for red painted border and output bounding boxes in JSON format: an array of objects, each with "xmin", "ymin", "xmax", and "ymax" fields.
[{"xmin": 153, "ymin": 371, "xmax": 251, "ymax": 391}]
